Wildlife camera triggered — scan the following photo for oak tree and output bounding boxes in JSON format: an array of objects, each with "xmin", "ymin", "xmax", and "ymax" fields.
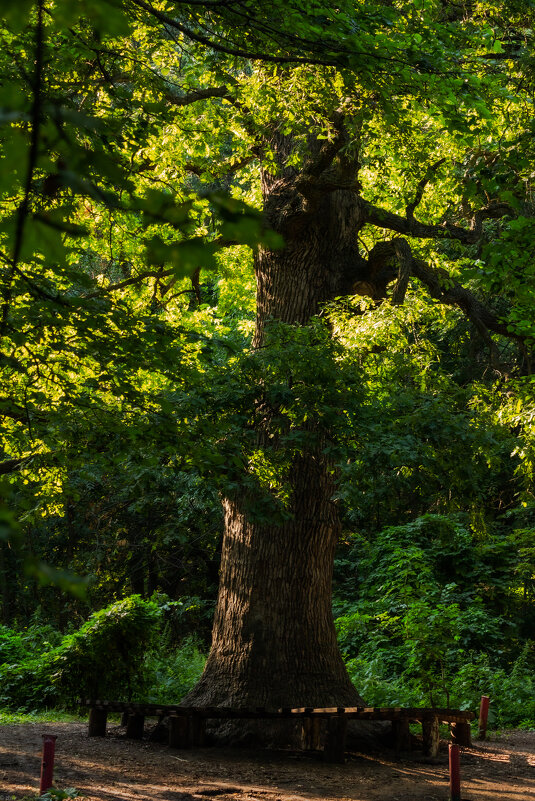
[{"xmin": 1, "ymin": 0, "xmax": 534, "ymax": 716}]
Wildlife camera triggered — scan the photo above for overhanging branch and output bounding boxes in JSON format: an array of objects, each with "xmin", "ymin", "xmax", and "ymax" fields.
[
  {"xmin": 406, "ymin": 158, "xmax": 446, "ymax": 220},
  {"xmin": 410, "ymin": 257, "xmax": 514, "ymax": 341},
  {"xmin": 165, "ymin": 86, "xmax": 231, "ymax": 106},
  {"xmin": 127, "ymin": 0, "xmax": 417, "ymax": 70},
  {"xmin": 364, "ymin": 237, "xmax": 521, "ymax": 347},
  {"xmin": 83, "ymin": 267, "xmax": 175, "ymax": 299},
  {"xmin": 183, "ymin": 156, "xmax": 256, "ymax": 178},
  {"xmin": 0, "ymin": 456, "xmax": 33, "ymax": 476},
  {"xmin": 362, "ymin": 198, "xmax": 513, "ymax": 243},
  {"xmin": 128, "ymin": 0, "xmax": 340, "ymax": 65}
]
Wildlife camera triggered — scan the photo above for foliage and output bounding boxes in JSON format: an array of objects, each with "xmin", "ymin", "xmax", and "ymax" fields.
[
  {"xmin": 2, "ymin": 0, "xmax": 534, "ymax": 548},
  {"xmin": 0, "ymin": 0, "xmax": 534, "ymax": 729},
  {"xmin": 334, "ymin": 513, "xmax": 535, "ymax": 722},
  {"xmin": 0, "ymin": 621, "xmax": 63, "ymax": 684},
  {"xmin": 145, "ymin": 635, "xmax": 206, "ymax": 704},
  {"xmin": 17, "ymin": 790, "xmax": 82, "ymax": 801},
  {"xmin": 343, "ymin": 647, "xmax": 535, "ymax": 728},
  {"xmin": 0, "ymin": 625, "xmax": 34, "ymax": 664},
  {"xmin": 0, "ymin": 596, "xmax": 160, "ymax": 710},
  {"xmin": 0, "ymin": 595, "xmax": 209, "ymax": 711},
  {"xmin": 39, "ymin": 790, "xmax": 81, "ymax": 801}
]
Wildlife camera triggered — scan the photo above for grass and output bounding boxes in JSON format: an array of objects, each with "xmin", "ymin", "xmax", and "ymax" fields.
[{"xmin": 0, "ymin": 709, "xmax": 85, "ymax": 725}]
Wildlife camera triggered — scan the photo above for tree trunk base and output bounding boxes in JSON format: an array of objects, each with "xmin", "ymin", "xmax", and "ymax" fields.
[{"xmin": 178, "ymin": 716, "xmax": 389, "ymax": 750}]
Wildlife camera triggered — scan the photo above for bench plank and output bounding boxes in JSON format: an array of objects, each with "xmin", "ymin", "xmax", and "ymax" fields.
[{"xmin": 83, "ymin": 699, "xmax": 473, "ymax": 721}]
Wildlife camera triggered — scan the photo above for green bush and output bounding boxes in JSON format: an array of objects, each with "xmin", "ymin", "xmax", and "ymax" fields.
[
  {"xmin": 0, "ymin": 595, "xmax": 161, "ymax": 710},
  {"xmin": 334, "ymin": 515, "xmax": 535, "ymax": 725},
  {"xmin": 450, "ymin": 645, "xmax": 535, "ymax": 727},
  {"xmin": 145, "ymin": 635, "xmax": 206, "ymax": 703},
  {"xmin": 0, "ymin": 625, "xmax": 32, "ymax": 664},
  {"xmin": 345, "ymin": 656, "xmax": 417, "ymax": 707},
  {"xmin": 0, "ymin": 622, "xmax": 62, "ymax": 665},
  {"xmin": 344, "ymin": 647, "xmax": 535, "ymax": 727}
]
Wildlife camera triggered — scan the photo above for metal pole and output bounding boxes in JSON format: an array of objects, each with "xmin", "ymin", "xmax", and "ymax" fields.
[
  {"xmin": 449, "ymin": 743, "xmax": 461, "ymax": 801},
  {"xmin": 478, "ymin": 695, "xmax": 490, "ymax": 740},
  {"xmin": 39, "ymin": 734, "xmax": 57, "ymax": 794}
]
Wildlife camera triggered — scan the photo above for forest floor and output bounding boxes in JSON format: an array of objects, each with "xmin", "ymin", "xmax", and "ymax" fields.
[{"xmin": 1, "ymin": 721, "xmax": 534, "ymax": 801}]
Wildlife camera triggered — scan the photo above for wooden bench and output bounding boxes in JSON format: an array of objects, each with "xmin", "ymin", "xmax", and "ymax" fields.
[{"xmin": 84, "ymin": 700, "xmax": 474, "ymax": 762}]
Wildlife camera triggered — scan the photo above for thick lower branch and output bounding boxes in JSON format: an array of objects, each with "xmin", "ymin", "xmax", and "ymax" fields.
[
  {"xmin": 411, "ymin": 257, "xmax": 516, "ymax": 341},
  {"xmin": 165, "ymin": 86, "xmax": 231, "ymax": 106},
  {"xmin": 357, "ymin": 237, "xmax": 522, "ymax": 347},
  {"xmin": 362, "ymin": 198, "xmax": 513, "ymax": 244}
]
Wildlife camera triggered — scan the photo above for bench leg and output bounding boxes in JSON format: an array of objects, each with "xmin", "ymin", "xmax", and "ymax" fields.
[
  {"xmin": 302, "ymin": 718, "xmax": 322, "ymax": 750},
  {"xmin": 422, "ymin": 716, "xmax": 440, "ymax": 757},
  {"xmin": 392, "ymin": 718, "xmax": 411, "ymax": 751},
  {"xmin": 126, "ymin": 713, "xmax": 145, "ymax": 739},
  {"xmin": 121, "ymin": 711, "xmax": 129, "ymax": 727},
  {"xmin": 169, "ymin": 714, "xmax": 191, "ymax": 748},
  {"xmin": 324, "ymin": 717, "xmax": 347, "ymax": 764},
  {"xmin": 451, "ymin": 721, "xmax": 471, "ymax": 747},
  {"xmin": 190, "ymin": 715, "xmax": 206, "ymax": 747},
  {"xmin": 88, "ymin": 707, "xmax": 108, "ymax": 737}
]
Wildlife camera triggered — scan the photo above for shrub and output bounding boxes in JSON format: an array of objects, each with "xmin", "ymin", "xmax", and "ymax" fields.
[
  {"xmin": 145, "ymin": 635, "xmax": 206, "ymax": 703},
  {"xmin": 334, "ymin": 515, "xmax": 535, "ymax": 725},
  {"xmin": 0, "ymin": 595, "xmax": 161, "ymax": 710},
  {"xmin": 0, "ymin": 625, "xmax": 32, "ymax": 664},
  {"xmin": 450, "ymin": 645, "xmax": 535, "ymax": 727}
]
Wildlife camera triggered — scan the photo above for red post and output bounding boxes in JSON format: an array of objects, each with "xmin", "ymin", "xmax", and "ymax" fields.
[
  {"xmin": 449, "ymin": 743, "xmax": 461, "ymax": 801},
  {"xmin": 478, "ymin": 695, "xmax": 490, "ymax": 740},
  {"xmin": 39, "ymin": 734, "xmax": 57, "ymax": 794}
]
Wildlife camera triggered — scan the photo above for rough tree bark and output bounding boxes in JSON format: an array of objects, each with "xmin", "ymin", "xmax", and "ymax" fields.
[{"xmin": 184, "ymin": 132, "xmax": 369, "ymax": 712}]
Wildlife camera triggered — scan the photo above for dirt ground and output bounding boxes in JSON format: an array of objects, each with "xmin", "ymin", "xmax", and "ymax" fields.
[{"xmin": 1, "ymin": 721, "xmax": 534, "ymax": 801}]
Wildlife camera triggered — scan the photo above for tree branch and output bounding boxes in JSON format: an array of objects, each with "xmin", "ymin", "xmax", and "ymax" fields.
[
  {"xmin": 364, "ymin": 237, "xmax": 522, "ymax": 348},
  {"xmin": 0, "ymin": 456, "xmax": 33, "ymax": 476},
  {"xmin": 128, "ymin": 0, "xmax": 331, "ymax": 65},
  {"xmin": 128, "ymin": 0, "xmax": 447, "ymax": 74},
  {"xmin": 82, "ymin": 268, "xmax": 175, "ymax": 299},
  {"xmin": 128, "ymin": 0, "xmax": 370, "ymax": 67},
  {"xmin": 406, "ymin": 158, "xmax": 446, "ymax": 220},
  {"xmin": 183, "ymin": 156, "xmax": 255, "ymax": 178},
  {"xmin": 165, "ymin": 86, "xmax": 231, "ymax": 106},
  {"xmin": 1, "ymin": 0, "xmax": 45, "ymax": 337},
  {"xmin": 362, "ymin": 198, "xmax": 513, "ymax": 243},
  {"xmin": 411, "ymin": 257, "xmax": 516, "ymax": 342}
]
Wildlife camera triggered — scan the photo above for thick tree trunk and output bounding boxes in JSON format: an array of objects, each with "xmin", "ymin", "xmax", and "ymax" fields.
[
  {"xmin": 185, "ymin": 163, "xmax": 368, "ymax": 714},
  {"xmin": 186, "ymin": 453, "xmax": 359, "ymax": 707}
]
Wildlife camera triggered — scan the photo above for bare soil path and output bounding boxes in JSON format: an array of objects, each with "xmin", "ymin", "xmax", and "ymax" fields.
[{"xmin": 1, "ymin": 722, "xmax": 534, "ymax": 801}]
